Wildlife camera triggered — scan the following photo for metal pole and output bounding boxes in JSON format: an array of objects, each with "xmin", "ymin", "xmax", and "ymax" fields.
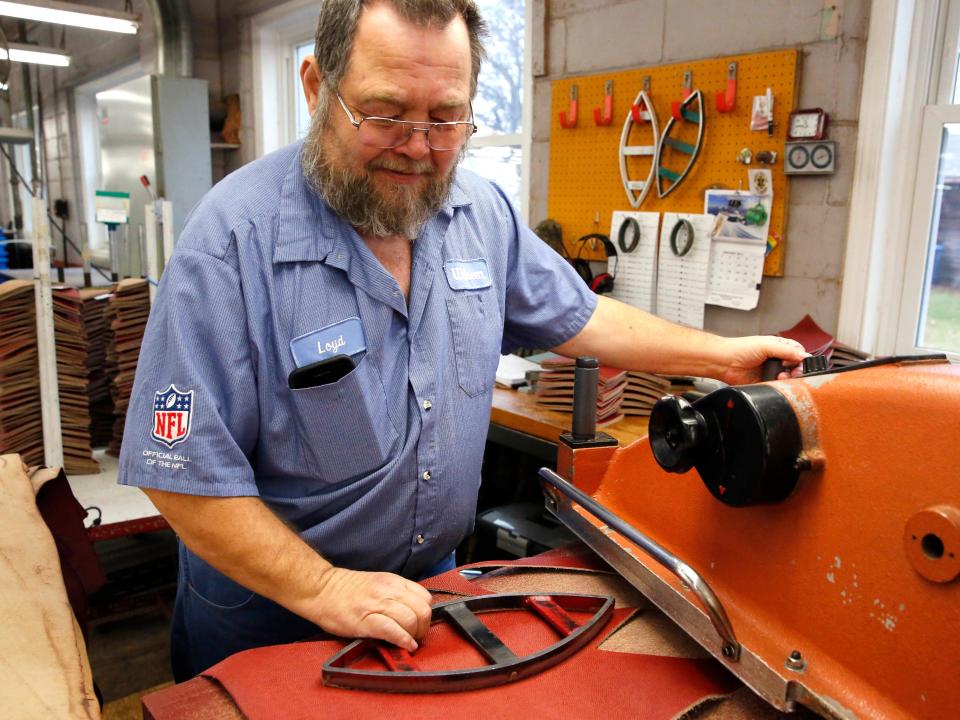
[
  {"xmin": 572, "ymin": 357, "xmax": 599, "ymax": 441},
  {"xmin": 108, "ymin": 225, "xmax": 119, "ymax": 282},
  {"xmin": 145, "ymin": 203, "xmax": 159, "ymax": 302},
  {"xmin": 31, "ymin": 195, "xmax": 63, "ymax": 467},
  {"xmin": 137, "ymin": 224, "xmax": 146, "ymax": 278},
  {"xmin": 80, "ymin": 222, "xmax": 91, "ymax": 287}
]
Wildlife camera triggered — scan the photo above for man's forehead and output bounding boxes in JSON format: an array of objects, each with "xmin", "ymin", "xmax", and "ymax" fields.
[
  {"xmin": 351, "ymin": 86, "xmax": 468, "ymax": 109},
  {"xmin": 349, "ymin": 2, "xmax": 471, "ymax": 77}
]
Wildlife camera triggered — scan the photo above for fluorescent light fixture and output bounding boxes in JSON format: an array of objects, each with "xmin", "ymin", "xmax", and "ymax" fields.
[
  {"xmin": 0, "ymin": 0, "xmax": 139, "ymax": 34},
  {"xmin": 0, "ymin": 42, "xmax": 71, "ymax": 66}
]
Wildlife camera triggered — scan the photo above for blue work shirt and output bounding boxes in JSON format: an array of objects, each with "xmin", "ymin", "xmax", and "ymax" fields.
[{"xmin": 118, "ymin": 140, "xmax": 596, "ymax": 582}]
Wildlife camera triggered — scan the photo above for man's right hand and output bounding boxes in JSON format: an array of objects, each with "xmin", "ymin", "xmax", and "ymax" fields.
[
  {"xmin": 142, "ymin": 490, "xmax": 435, "ymax": 653},
  {"xmin": 310, "ymin": 567, "xmax": 434, "ymax": 652}
]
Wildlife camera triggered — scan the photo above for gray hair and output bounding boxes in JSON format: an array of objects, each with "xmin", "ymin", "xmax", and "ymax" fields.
[{"xmin": 313, "ymin": 0, "xmax": 488, "ymax": 97}]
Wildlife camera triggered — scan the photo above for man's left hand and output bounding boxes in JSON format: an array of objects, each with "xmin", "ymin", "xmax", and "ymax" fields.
[{"xmin": 717, "ymin": 336, "xmax": 808, "ymax": 385}]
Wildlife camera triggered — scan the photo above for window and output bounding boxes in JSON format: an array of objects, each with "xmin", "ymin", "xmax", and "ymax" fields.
[
  {"xmin": 252, "ymin": 0, "xmax": 320, "ymax": 157},
  {"xmin": 460, "ymin": 0, "xmax": 528, "ymax": 214},
  {"xmin": 840, "ymin": 1, "xmax": 960, "ymax": 360},
  {"xmin": 294, "ymin": 40, "xmax": 313, "ymax": 140},
  {"xmin": 897, "ymin": 2, "xmax": 960, "ymax": 356}
]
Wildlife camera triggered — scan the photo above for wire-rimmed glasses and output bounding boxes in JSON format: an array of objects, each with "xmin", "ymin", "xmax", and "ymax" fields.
[{"xmin": 334, "ymin": 90, "xmax": 477, "ymax": 152}]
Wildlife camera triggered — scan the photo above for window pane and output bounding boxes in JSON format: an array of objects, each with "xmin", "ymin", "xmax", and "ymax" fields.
[
  {"xmin": 295, "ymin": 41, "xmax": 313, "ymax": 139},
  {"xmin": 919, "ymin": 125, "xmax": 960, "ymax": 352},
  {"xmin": 472, "ymin": 0, "xmax": 524, "ymax": 137},
  {"xmin": 460, "ymin": 145, "xmax": 522, "ymax": 208}
]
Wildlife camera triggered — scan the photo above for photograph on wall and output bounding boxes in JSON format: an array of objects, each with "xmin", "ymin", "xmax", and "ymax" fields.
[{"xmin": 704, "ymin": 190, "xmax": 772, "ymax": 244}]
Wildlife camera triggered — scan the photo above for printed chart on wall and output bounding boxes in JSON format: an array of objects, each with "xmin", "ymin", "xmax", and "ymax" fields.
[
  {"xmin": 546, "ymin": 49, "xmax": 799, "ymax": 285},
  {"xmin": 656, "ymin": 213, "xmax": 715, "ymax": 329},
  {"xmin": 608, "ymin": 211, "xmax": 659, "ymax": 312}
]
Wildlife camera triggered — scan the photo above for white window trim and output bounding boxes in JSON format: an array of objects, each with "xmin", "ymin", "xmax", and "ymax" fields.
[
  {"xmin": 520, "ymin": 0, "xmax": 533, "ymax": 224},
  {"xmin": 838, "ymin": 0, "xmax": 958, "ymax": 358},
  {"xmin": 899, "ymin": 102, "xmax": 960, "ymax": 354},
  {"xmin": 251, "ymin": 0, "xmax": 319, "ymax": 159}
]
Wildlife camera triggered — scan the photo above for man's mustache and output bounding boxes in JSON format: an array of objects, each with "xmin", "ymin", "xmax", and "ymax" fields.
[{"xmin": 368, "ymin": 157, "xmax": 436, "ymax": 175}]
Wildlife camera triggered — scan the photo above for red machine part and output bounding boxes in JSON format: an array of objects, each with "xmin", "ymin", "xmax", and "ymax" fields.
[{"xmin": 551, "ymin": 361, "xmax": 960, "ymax": 719}]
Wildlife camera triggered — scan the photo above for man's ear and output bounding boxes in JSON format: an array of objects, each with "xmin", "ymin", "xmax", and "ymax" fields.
[{"xmin": 300, "ymin": 55, "xmax": 323, "ymax": 115}]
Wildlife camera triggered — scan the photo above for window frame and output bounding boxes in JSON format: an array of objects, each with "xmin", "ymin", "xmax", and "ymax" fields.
[
  {"xmin": 838, "ymin": 0, "xmax": 960, "ymax": 360},
  {"xmin": 898, "ymin": 102, "xmax": 960, "ymax": 354},
  {"xmin": 251, "ymin": 0, "xmax": 319, "ymax": 158},
  {"xmin": 463, "ymin": 0, "xmax": 532, "ymax": 222}
]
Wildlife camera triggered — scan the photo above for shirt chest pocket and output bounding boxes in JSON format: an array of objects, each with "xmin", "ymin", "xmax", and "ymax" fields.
[
  {"xmin": 446, "ymin": 290, "xmax": 501, "ymax": 398},
  {"xmin": 290, "ymin": 355, "xmax": 398, "ymax": 484}
]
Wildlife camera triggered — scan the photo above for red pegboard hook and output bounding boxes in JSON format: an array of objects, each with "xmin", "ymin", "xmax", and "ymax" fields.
[
  {"xmin": 559, "ymin": 85, "xmax": 579, "ymax": 129},
  {"xmin": 716, "ymin": 62, "xmax": 737, "ymax": 113},
  {"xmin": 630, "ymin": 76, "xmax": 652, "ymax": 123},
  {"xmin": 593, "ymin": 80, "xmax": 614, "ymax": 126},
  {"xmin": 671, "ymin": 70, "xmax": 694, "ymax": 121}
]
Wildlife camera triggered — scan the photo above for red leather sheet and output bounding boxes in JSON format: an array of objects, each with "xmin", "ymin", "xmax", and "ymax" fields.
[
  {"xmin": 422, "ymin": 545, "xmax": 615, "ymax": 596},
  {"xmin": 203, "ymin": 546, "xmax": 740, "ymax": 720},
  {"xmin": 203, "ymin": 606, "xmax": 737, "ymax": 720},
  {"xmin": 202, "ymin": 546, "xmax": 737, "ymax": 719}
]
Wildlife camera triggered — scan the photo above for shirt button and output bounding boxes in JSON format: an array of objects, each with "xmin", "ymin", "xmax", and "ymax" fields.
[
  {"xmin": 416, "ymin": 534, "xmax": 425, "ymax": 544},
  {"xmin": 422, "ymin": 470, "xmax": 431, "ymax": 481},
  {"xmin": 423, "ymin": 399, "xmax": 432, "ymax": 411}
]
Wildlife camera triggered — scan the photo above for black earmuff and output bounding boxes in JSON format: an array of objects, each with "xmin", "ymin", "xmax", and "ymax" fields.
[{"xmin": 573, "ymin": 233, "xmax": 618, "ymax": 295}]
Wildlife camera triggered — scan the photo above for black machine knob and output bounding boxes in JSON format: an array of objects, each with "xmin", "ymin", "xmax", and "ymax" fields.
[
  {"xmin": 649, "ymin": 385, "xmax": 805, "ymax": 507},
  {"xmin": 802, "ymin": 355, "xmax": 829, "ymax": 374},
  {"xmin": 649, "ymin": 396, "xmax": 707, "ymax": 473}
]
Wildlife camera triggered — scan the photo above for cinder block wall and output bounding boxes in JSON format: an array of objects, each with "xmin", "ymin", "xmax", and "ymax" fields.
[
  {"xmin": 0, "ymin": 0, "xmax": 867, "ymax": 338},
  {"xmin": 533, "ymin": 0, "xmax": 869, "ymax": 337}
]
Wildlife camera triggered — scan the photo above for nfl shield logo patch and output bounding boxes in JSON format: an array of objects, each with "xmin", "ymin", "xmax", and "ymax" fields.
[{"xmin": 152, "ymin": 385, "xmax": 194, "ymax": 448}]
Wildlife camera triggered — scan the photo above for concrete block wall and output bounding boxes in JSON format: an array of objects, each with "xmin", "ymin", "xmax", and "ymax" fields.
[
  {"xmin": 535, "ymin": 0, "xmax": 869, "ymax": 337},
  {"xmin": 0, "ymin": 0, "xmax": 868, "ymax": 339}
]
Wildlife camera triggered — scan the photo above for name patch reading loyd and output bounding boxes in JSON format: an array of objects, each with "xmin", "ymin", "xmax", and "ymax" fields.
[
  {"xmin": 444, "ymin": 259, "xmax": 491, "ymax": 290},
  {"xmin": 289, "ymin": 317, "xmax": 366, "ymax": 368}
]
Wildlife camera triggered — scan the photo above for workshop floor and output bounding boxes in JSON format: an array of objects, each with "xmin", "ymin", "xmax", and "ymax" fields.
[{"xmin": 88, "ymin": 529, "xmax": 178, "ymax": 716}]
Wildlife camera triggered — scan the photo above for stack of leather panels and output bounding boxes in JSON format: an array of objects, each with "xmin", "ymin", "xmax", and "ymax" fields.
[
  {"xmin": 51, "ymin": 287, "xmax": 100, "ymax": 474},
  {"xmin": 0, "ymin": 280, "xmax": 44, "ymax": 465},
  {"xmin": 105, "ymin": 279, "xmax": 150, "ymax": 457}
]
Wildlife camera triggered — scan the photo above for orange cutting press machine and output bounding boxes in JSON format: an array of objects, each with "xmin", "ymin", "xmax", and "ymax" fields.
[{"xmin": 540, "ymin": 355, "xmax": 960, "ymax": 719}]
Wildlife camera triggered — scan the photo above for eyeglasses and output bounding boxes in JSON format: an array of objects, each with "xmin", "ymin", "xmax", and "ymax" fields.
[{"xmin": 334, "ymin": 90, "xmax": 477, "ymax": 152}]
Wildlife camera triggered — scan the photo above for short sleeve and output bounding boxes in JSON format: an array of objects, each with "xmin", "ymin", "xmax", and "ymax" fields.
[
  {"xmin": 500, "ymin": 204, "xmax": 598, "ymax": 354},
  {"xmin": 117, "ymin": 245, "xmax": 259, "ymax": 497}
]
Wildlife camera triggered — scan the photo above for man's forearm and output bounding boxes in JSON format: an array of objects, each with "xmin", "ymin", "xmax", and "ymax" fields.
[
  {"xmin": 142, "ymin": 487, "xmax": 434, "ymax": 651},
  {"xmin": 143, "ymin": 489, "xmax": 331, "ymax": 621},
  {"xmin": 553, "ymin": 295, "xmax": 807, "ymax": 385},
  {"xmin": 554, "ymin": 296, "xmax": 731, "ymax": 377}
]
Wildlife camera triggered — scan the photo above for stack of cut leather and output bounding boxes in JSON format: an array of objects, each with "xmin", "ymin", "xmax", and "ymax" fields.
[
  {"xmin": 620, "ymin": 371, "xmax": 672, "ymax": 416},
  {"xmin": 51, "ymin": 287, "xmax": 100, "ymax": 474},
  {"xmin": 534, "ymin": 354, "xmax": 627, "ymax": 427},
  {"xmin": 777, "ymin": 314, "xmax": 872, "ymax": 369},
  {"xmin": 105, "ymin": 279, "xmax": 150, "ymax": 457},
  {"xmin": 0, "ymin": 280, "xmax": 44, "ymax": 465},
  {"xmin": 81, "ymin": 288, "xmax": 114, "ymax": 448}
]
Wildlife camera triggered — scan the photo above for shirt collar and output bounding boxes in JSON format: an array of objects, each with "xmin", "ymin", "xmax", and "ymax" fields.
[{"xmin": 273, "ymin": 141, "xmax": 472, "ymax": 265}]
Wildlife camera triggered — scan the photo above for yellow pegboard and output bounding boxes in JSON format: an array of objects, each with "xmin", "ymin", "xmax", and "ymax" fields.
[{"xmin": 547, "ymin": 49, "xmax": 799, "ymax": 276}]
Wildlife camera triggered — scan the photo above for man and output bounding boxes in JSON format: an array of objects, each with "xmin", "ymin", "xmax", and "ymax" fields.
[{"xmin": 119, "ymin": 0, "xmax": 805, "ymax": 681}]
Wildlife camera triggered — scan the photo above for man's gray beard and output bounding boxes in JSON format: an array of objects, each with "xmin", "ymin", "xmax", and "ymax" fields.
[{"xmin": 301, "ymin": 109, "xmax": 460, "ymax": 240}]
